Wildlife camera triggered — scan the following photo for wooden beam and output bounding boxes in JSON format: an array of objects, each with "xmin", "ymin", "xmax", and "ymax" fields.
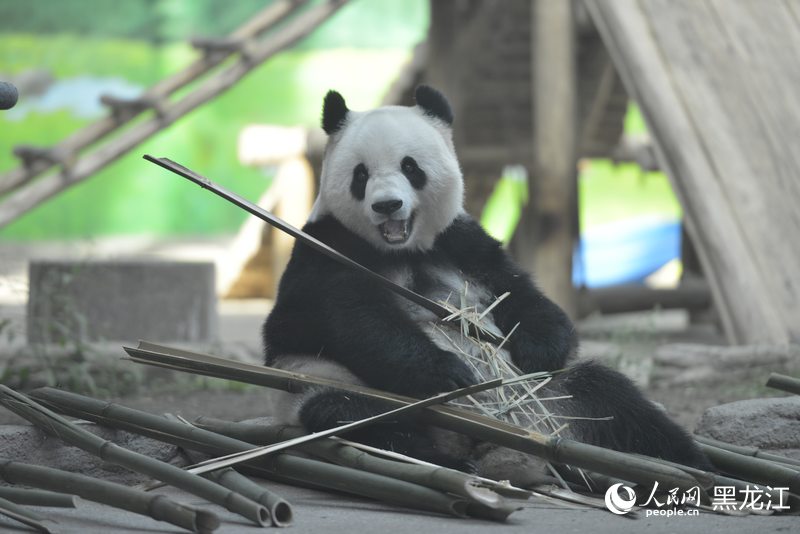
[
  {"xmin": 586, "ymin": 0, "xmax": 800, "ymax": 344},
  {"xmin": 513, "ymin": 0, "xmax": 579, "ymax": 317},
  {"xmin": 577, "ymin": 280, "xmax": 712, "ymax": 318}
]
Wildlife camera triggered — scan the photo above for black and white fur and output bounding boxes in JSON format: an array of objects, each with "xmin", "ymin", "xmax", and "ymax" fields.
[{"xmin": 262, "ymin": 86, "xmax": 708, "ymax": 484}]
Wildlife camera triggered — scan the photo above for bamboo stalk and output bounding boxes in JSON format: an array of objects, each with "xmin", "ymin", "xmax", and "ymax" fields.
[
  {"xmin": 27, "ymin": 388, "xmax": 504, "ymax": 520},
  {"xmin": 697, "ymin": 442, "xmax": 800, "ymax": 496},
  {"xmin": 193, "ymin": 417, "xmax": 517, "ymax": 511},
  {"xmin": 695, "ymin": 435, "xmax": 800, "ymax": 469},
  {"xmin": 766, "ymin": 372, "xmax": 800, "ymax": 396},
  {"xmin": 203, "ymin": 468, "xmax": 292, "ymax": 527},
  {"xmin": 124, "ymin": 343, "xmax": 707, "ymax": 493},
  {"xmin": 0, "ymin": 386, "xmax": 269, "ymax": 527},
  {"xmin": 184, "ymin": 377, "xmax": 506, "ymax": 475},
  {"xmin": 0, "ymin": 487, "xmax": 77, "ymax": 508},
  {"xmin": 0, "ymin": 496, "xmax": 52, "ymax": 533},
  {"xmin": 0, "ymin": 459, "xmax": 218, "ymax": 533}
]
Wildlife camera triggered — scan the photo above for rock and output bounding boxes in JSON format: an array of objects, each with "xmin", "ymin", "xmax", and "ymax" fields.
[
  {"xmin": 695, "ymin": 397, "xmax": 800, "ymax": 460},
  {"xmin": 0, "ymin": 423, "xmax": 187, "ymax": 485},
  {"xmin": 27, "ymin": 261, "xmax": 218, "ymax": 344}
]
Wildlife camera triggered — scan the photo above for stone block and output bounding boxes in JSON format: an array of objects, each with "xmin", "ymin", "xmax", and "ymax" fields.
[
  {"xmin": 695, "ymin": 397, "xmax": 800, "ymax": 460},
  {"xmin": 27, "ymin": 261, "xmax": 217, "ymax": 344}
]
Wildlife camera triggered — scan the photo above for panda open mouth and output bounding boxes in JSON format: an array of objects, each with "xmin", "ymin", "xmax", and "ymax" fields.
[{"xmin": 379, "ymin": 215, "xmax": 414, "ymax": 244}]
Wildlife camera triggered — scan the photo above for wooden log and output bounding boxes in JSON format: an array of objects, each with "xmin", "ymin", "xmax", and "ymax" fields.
[
  {"xmin": 512, "ymin": 0, "xmax": 579, "ymax": 318},
  {"xmin": 577, "ymin": 280, "xmax": 711, "ymax": 317},
  {"xmin": 586, "ymin": 0, "xmax": 800, "ymax": 344}
]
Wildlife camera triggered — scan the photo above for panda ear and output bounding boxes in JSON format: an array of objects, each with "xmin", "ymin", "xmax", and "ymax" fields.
[
  {"xmin": 414, "ymin": 85, "xmax": 453, "ymax": 126},
  {"xmin": 321, "ymin": 90, "xmax": 349, "ymax": 135}
]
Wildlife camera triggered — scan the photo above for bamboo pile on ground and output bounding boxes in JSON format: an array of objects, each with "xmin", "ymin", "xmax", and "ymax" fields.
[
  {"xmin": 28, "ymin": 387, "xmax": 522, "ymax": 521},
  {"xmin": 0, "ymin": 459, "xmax": 219, "ymax": 532},
  {"xmin": 123, "ymin": 342, "xmax": 706, "ymax": 493},
  {"xmin": 0, "ymin": 385, "xmax": 270, "ymax": 529},
  {"xmin": 124, "ymin": 342, "xmax": 800, "ymax": 513}
]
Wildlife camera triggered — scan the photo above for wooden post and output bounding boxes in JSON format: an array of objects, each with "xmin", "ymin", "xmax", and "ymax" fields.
[{"xmin": 513, "ymin": 0, "xmax": 578, "ymax": 317}]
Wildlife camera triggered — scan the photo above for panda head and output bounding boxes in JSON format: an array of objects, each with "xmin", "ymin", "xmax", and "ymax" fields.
[{"xmin": 310, "ymin": 86, "xmax": 464, "ymax": 252}]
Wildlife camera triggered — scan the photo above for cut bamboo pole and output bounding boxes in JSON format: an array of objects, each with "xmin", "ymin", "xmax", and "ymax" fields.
[
  {"xmin": 28, "ymin": 388, "xmax": 510, "ymax": 520},
  {"xmin": 695, "ymin": 435, "xmax": 800, "ymax": 469},
  {"xmin": 203, "ymin": 468, "xmax": 292, "ymax": 527},
  {"xmin": 194, "ymin": 417, "xmax": 516, "ymax": 509},
  {"xmin": 0, "ymin": 487, "xmax": 77, "ymax": 508},
  {"xmin": 766, "ymin": 372, "xmax": 800, "ymax": 396},
  {"xmin": 123, "ymin": 342, "xmax": 706, "ymax": 494},
  {"xmin": 697, "ymin": 442, "xmax": 800, "ymax": 496},
  {"xmin": 0, "ymin": 496, "xmax": 52, "ymax": 533},
  {"xmin": 0, "ymin": 459, "xmax": 218, "ymax": 533},
  {"xmin": 0, "ymin": 386, "xmax": 269, "ymax": 527}
]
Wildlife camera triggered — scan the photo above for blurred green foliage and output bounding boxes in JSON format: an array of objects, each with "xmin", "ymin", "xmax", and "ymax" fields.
[
  {"xmin": 0, "ymin": 0, "xmax": 427, "ymax": 48},
  {"xmin": 0, "ymin": 0, "xmax": 427, "ymax": 241}
]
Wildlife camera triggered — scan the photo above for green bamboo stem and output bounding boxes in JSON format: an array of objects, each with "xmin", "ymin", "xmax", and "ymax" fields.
[
  {"xmin": 184, "ymin": 377, "xmax": 507, "ymax": 476},
  {"xmin": 695, "ymin": 435, "xmax": 800, "ymax": 469},
  {"xmin": 697, "ymin": 442, "xmax": 800, "ymax": 496},
  {"xmin": 0, "ymin": 495, "xmax": 52, "ymax": 533},
  {"xmin": 0, "ymin": 459, "xmax": 218, "ymax": 533},
  {"xmin": 27, "ymin": 388, "xmax": 485, "ymax": 520},
  {"xmin": 123, "ymin": 342, "xmax": 707, "ymax": 494},
  {"xmin": 0, "ymin": 487, "xmax": 77, "ymax": 508},
  {"xmin": 0, "ymin": 386, "xmax": 269, "ymax": 527},
  {"xmin": 766, "ymin": 373, "xmax": 800, "ymax": 395},
  {"xmin": 194, "ymin": 416, "xmax": 517, "ymax": 510},
  {"xmin": 204, "ymin": 468, "xmax": 292, "ymax": 527}
]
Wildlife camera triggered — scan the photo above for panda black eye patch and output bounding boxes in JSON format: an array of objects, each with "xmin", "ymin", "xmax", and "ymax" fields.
[
  {"xmin": 351, "ymin": 163, "xmax": 369, "ymax": 200},
  {"xmin": 401, "ymin": 156, "xmax": 427, "ymax": 189}
]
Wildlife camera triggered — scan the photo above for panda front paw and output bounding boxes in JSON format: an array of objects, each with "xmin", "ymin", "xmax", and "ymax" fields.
[
  {"xmin": 402, "ymin": 349, "xmax": 478, "ymax": 397},
  {"xmin": 510, "ymin": 329, "xmax": 577, "ymax": 373}
]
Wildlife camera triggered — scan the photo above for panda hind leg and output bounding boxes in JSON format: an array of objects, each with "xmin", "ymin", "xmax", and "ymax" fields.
[
  {"xmin": 298, "ymin": 389, "xmax": 477, "ymax": 473},
  {"xmin": 548, "ymin": 361, "xmax": 712, "ymax": 471}
]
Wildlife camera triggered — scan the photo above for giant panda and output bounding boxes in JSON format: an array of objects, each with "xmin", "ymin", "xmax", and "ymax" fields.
[{"xmin": 262, "ymin": 86, "xmax": 709, "ymax": 484}]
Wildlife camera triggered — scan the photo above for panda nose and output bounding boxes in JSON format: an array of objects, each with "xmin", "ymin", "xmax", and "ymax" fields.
[{"xmin": 371, "ymin": 199, "xmax": 403, "ymax": 215}]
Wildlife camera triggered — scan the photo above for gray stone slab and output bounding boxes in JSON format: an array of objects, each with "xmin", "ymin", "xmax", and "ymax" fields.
[
  {"xmin": 695, "ymin": 397, "xmax": 800, "ymax": 460},
  {"xmin": 27, "ymin": 261, "xmax": 217, "ymax": 344}
]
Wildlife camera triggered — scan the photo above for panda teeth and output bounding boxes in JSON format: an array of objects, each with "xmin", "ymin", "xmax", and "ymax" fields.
[{"xmin": 380, "ymin": 218, "xmax": 412, "ymax": 244}]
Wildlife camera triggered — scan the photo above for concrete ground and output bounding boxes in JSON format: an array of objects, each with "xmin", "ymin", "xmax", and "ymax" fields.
[{"xmin": 0, "ymin": 479, "xmax": 796, "ymax": 533}]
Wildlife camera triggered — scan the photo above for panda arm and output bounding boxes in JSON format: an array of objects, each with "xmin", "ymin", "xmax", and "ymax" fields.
[
  {"xmin": 264, "ymin": 244, "xmax": 476, "ymax": 397},
  {"xmin": 437, "ymin": 216, "xmax": 578, "ymax": 372}
]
